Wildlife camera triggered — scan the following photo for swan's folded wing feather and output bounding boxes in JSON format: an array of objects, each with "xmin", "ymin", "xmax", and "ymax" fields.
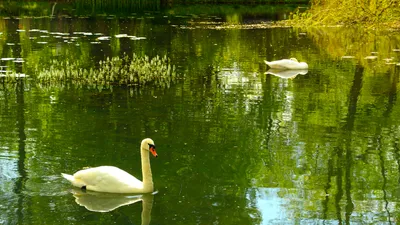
[
  {"xmin": 265, "ymin": 59, "xmax": 308, "ymax": 70},
  {"xmin": 265, "ymin": 59, "xmax": 292, "ymax": 69},
  {"xmin": 74, "ymin": 166, "xmax": 143, "ymax": 192}
]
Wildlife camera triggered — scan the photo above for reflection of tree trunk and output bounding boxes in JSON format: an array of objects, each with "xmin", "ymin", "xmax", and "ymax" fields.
[
  {"xmin": 343, "ymin": 65, "xmax": 363, "ymax": 130},
  {"xmin": 394, "ymin": 138, "xmax": 400, "ymax": 196},
  {"xmin": 383, "ymin": 69, "xmax": 398, "ymax": 118},
  {"xmin": 261, "ymin": 75, "xmax": 274, "ymax": 166},
  {"xmin": 344, "ymin": 144, "xmax": 354, "ymax": 224},
  {"xmin": 322, "ymin": 157, "xmax": 333, "ymax": 220},
  {"xmin": 332, "ymin": 65, "xmax": 363, "ymax": 224},
  {"xmin": 391, "ymin": 69, "xmax": 400, "ymax": 205},
  {"xmin": 14, "ymin": 80, "xmax": 27, "ymax": 224},
  {"xmin": 376, "ymin": 70, "xmax": 398, "ymax": 223},
  {"xmin": 376, "ymin": 133, "xmax": 392, "ymax": 223},
  {"xmin": 344, "ymin": 65, "xmax": 364, "ymax": 224},
  {"xmin": 334, "ymin": 146, "xmax": 343, "ymax": 224}
]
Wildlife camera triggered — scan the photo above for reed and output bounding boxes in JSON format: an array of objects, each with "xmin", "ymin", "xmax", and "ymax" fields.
[{"xmin": 35, "ymin": 54, "xmax": 177, "ymax": 88}]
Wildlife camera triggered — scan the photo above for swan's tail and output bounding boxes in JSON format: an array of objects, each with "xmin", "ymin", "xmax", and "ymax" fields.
[
  {"xmin": 61, "ymin": 173, "xmax": 74, "ymax": 182},
  {"xmin": 264, "ymin": 60, "xmax": 272, "ymax": 67},
  {"xmin": 62, "ymin": 173, "xmax": 86, "ymax": 188}
]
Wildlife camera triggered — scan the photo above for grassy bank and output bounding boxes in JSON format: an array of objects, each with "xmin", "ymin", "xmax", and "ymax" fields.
[{"xmin": 287, "ymin": 0, "xmax": 400, "ymax": 28}]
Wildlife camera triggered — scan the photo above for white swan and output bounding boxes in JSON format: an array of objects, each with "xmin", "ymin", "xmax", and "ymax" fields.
[
  {"xmin": 61, "ymin": 138, "xmax": 158, "ymax": 193},
  {"xmin": 264, "ymin": 58, "xmax": 308, "ymax": 70}
]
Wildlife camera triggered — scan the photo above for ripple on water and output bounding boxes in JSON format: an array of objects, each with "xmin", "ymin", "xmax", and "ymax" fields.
[
  {"xmin": 0, "ymin": 149, "xmax": 19, "ymax": 195},
  {"xmin": 0, "ymin": 149, "xmax": 19, "ymax": 178}
]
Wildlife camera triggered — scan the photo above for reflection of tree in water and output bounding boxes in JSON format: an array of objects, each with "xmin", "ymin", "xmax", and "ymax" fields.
[{"xmin": 268, "ymin": 59, "xmax": 400, "ymax": 223}]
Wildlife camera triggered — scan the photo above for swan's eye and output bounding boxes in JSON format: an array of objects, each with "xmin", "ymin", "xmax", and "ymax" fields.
[{"xmin": 148, "ymin": 144, "xmax": 155, "ymax": 149}]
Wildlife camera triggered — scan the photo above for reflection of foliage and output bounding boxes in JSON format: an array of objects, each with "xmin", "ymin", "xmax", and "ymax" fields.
[
  {"xmin": 36, "ymin": 54, "xmax": 177, "ymax": 88},
  {"xmin": 304, "ymin": 27, "xmax": 400, "ymax": 70}
]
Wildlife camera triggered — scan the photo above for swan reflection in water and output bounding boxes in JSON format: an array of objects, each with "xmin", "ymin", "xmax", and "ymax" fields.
[
  {"xmin": 265, "ymin": 69, "xmax": 308, "ymax": 79},
  {"xmin": 71, "ymin": 189, "xmax": 155, "ymax": 223}
]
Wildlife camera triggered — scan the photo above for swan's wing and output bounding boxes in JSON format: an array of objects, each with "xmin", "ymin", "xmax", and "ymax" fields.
[
  {"xmin": 74, "ymin": 166, "xmax": 143, "ymax": 192},
  {"xmin": 264, "ymin": 59, "xmax": 294, "ymax": 69},
  {"xmin": 265, "ymin": 59, "xmax": 308, "ymax": 69}
]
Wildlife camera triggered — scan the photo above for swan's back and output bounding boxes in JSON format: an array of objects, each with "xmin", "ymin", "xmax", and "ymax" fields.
[{"xmin": 73, "ymin": 166, "xmax": 144, "ymax": 193}]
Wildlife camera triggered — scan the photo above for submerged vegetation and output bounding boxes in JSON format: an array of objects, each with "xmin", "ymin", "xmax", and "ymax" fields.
[
  {"xmin": 35, "ymin": 54, "xmax": 177, "ymax": 88},
  {"xmin": 288, "ymin": 0, "xmax": 400, "ymax": 27}
]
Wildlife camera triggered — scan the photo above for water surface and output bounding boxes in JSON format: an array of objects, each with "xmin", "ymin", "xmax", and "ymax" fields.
[{"xmin": 1, "ymin": 12, "xmax": 400, "ymax": 225}]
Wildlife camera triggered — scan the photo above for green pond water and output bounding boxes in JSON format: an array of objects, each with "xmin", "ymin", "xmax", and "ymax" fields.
[{"xmin": 1, "ymin": 11, "xmax": 400, "ymax": 225}]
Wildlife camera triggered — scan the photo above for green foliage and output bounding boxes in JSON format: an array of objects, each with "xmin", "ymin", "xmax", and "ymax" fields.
[
  {"xmin": 0, "ymin": 2, "xmax": 53, "ymax": 17},
  {"xmin": 167, "ymin": 4, "xmax": 297, "ymax": 17},
  {"xmin": 170, "ymin": 0, "xmax": 308, "ymax": 3},
  {"xmin": 0, "ymin": 1, "xmax": 309, "ymax": 18},
  {"xmin": 36, "ymin": 54, "xmax": 177, "ymax": 88},
  {"xmin": 288, "ymin": 0, "xmax": 400, "ymax": 27},
  {"xmin": 73, "ymin": 0, "xmax": 160, "ymax": 16}
]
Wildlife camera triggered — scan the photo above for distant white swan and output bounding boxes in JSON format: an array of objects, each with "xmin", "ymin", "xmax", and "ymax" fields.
[
  {"xmin": 266, "ymin": 69, "xmax": 308, "ymax": 79},
  {"xmin": 62, "ymin": 138, "xmax": 158, "ymax": 193},
  {"xmin": 264, "ymin": 58, "xmax": 308, "ymax": 70}
]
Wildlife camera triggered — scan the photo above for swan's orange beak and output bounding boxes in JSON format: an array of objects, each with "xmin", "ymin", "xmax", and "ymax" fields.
[{"xmin": 150, "ymin": 146, "xmax": 158, "ymax": 157}]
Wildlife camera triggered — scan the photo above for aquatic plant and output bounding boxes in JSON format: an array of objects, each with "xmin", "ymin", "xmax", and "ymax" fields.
[{"xmin": 36, "ymin": 54, "xmax": 177, "ymax": 88}]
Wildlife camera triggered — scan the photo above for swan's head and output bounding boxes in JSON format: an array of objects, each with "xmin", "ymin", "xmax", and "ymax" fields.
[
  {"xmin": 141, "ymin": 138, "xmax": 158, "ymax": 157},
  {"xmin": 289, "ymin": 58, "xmax": 299, "ymax": 62}
]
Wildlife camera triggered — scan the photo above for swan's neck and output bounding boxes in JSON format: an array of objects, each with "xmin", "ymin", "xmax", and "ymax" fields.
[{"xmin": 141, "ymin": 148, "xmax": 153, "ymax": 192}]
